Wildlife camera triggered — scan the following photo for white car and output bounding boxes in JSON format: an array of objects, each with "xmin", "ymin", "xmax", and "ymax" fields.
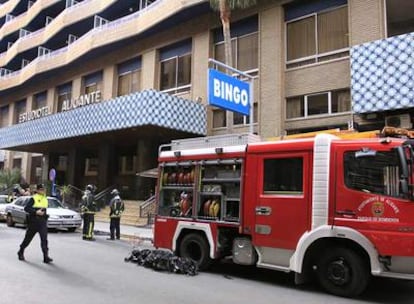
[
  {"xmin": 5, "ymin": 196, "xmax": 81, "ymax": 232},
  {"xmin": 0, "ymin": 194, "xmax": 10, "ymax": 221}
]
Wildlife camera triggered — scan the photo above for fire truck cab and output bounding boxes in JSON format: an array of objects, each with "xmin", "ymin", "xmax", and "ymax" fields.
[{"xmin": 153, "ymin": 131, "xmax": 414, "ymax": 297}]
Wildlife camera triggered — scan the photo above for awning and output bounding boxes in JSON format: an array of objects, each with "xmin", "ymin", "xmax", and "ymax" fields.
[
  {"xmin": 136, "ymin": 167, "xmax": 159, "ymax": 179},
  {"xmin": 0, "ymin": 89, "xmax": 206, "ymax": 151},
  {"xmin": 351, "ymin": 32, "xmax": 414, "ymax": 114}
]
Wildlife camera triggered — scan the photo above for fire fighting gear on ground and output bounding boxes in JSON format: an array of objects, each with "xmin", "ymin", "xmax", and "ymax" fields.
[
  {"xmin": 124, "ymin": 249, "xmax": 198, "ymax": 276},
  {"xmin": 108, "ymin": 190, "xmax": 124, "ymax": 240},
  {"xmin": 18, "ymin": 184, "xmax": 53, "ymax": 263},
  {"xmin": 80, "ymin": 187, "xmax": 97, "ymax": 240}
]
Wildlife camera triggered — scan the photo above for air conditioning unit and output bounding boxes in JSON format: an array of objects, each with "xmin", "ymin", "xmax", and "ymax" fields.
[{"xmin": 385, "ymin": 114, "xmax": 412, "ymax": 129}]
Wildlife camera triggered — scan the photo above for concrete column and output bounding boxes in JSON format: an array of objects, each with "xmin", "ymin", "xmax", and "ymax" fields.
[
  {"xmin": 4, "ymin": 102, "xmax": 14, "ymax": 170},
  {"xmin": 47, "ymin": 87, "xmax": 56, "ymax": 113},
  {"xmin": 21, "ymin": 154, "xmax": 31, "ymax": 184},
  {"xmin": 72, "ymin": 77, "xmax": 82, "ymax": 97},
  {"xmin": 8, "ymin": 102, "xmax": 15, "ymax": 126},
  {"xmin": 192, "ymin": 31, "xmax": 210, "ymax": 131},
  {"xmin": 67, "ymin": 148, "xmax": 84, "ymax": 188},
  {"xmin": 349, "ymin": 0, "xmax": 385, "ymax": 46},
  {"xmin": 4, "ymin": 151, "xmax": 12, "ymax": 169},
  {"xmin": 192, "ymin": 31, "xmax": 210, "ymax": 104},
  {"xmin": 41, "ymin": 154, "xmax": 49, "ymax": 185},
  {"xmin": 141, "ymin": 49, "xmax": 157, "ymax": 90},
  {"xmin": 98, "ymin": 143, "xmax": 115, "ymax": 191},
  {"xmin": 103, "ymin": 65, "xmax": 116, "ymax": 100},
  {"xmin": 20, "ymin": 97, "xmax": 32, "ymax": 183},
  {"xmin": 259, "ymin": 5, "xmax": 285, "ymax": 138},
  {"xmin": 136, "ymin": 139, "xmax": 158, "ymax": 199},
  {"xmin": 26, "ymin": 96, "xmax": 33, "ymax": 112}
]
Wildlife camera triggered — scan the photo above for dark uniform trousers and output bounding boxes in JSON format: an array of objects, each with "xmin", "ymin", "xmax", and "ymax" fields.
[
  {"xmin": 20, "ymin": 216, "xmax": 48, "ymax": 256},
  {"xmin": 109, "ymin": 217, "xmax": 121, "ymax": 239},
  {"xmin": 83, "ymin": 213, "xmax": 95, "ymax": 239}
]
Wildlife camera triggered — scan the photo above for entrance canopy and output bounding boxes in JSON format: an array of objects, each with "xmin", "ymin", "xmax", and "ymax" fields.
[{"xmin": 0, "ymin": 90, "xmax": 206, "ymax": 153}]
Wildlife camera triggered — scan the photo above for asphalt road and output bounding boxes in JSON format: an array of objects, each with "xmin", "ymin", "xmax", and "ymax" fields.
[{"xmin": 1, "ymin": 222, "xmax": 414, "ymax": 304}]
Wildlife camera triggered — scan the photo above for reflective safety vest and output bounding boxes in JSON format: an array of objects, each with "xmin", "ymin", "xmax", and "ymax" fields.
[{"xmin": 33, "ymin": 193, "xmax": 48, "ymax": 209}]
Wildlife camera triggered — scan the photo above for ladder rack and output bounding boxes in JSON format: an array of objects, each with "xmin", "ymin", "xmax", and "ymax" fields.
[{"xmin": 159, "ymin": 133, "xmax": 261, "ymax": 154}]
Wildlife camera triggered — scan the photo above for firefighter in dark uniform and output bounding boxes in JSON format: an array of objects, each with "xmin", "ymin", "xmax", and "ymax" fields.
[
  {"xmin": 80, "ymin": 184, "xmax": 97, "ymax": 241},
  {"xmin": 17, "ymin": 184, "xmax": 53, "ymax": 263},
  {"xmin": 108, "ymin": 189, "xmax": 124, "ymax": 240}
]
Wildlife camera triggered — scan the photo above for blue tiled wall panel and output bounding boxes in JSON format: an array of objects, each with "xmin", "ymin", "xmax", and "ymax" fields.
[
  {"xmin": 0, "ymin": 90, "xmax": 207, "ymax": 149},
  {"xmin": 351, "ymin": 32, "xmax": 414, "ymax": 113}
]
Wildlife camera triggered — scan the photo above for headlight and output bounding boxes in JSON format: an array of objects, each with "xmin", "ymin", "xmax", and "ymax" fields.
[
  {"xmin": 73, "ymin": 214, "xmax": 81, "ymax": 220},
  {"xmin": 49, "ymin": 215, "xmax": 60, "ymax": 220}
]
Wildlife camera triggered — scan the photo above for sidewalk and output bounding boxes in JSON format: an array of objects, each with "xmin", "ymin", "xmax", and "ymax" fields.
[{"xmin": 93, "ymin": 220, "xmax": 154, "ymax": 242}]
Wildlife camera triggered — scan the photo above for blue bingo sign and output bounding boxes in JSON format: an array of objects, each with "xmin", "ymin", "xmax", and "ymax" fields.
[{"xmin": 208, "ymin": 68, "xmax": 250, "ymax": 116}]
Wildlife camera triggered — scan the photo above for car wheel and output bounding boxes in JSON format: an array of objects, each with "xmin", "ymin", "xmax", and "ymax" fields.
[
  {"xmin": 67, "ymin": 227, "xmax": 77, "ymax": 232},
  {"xmin": 179, "ymin": 233, "xmax": 212, "ymax": 270},
  {"xmin": 316, "ymin": 247, "xmax": 369, "ymax": 297},
  {"xmin": 6, "ymin": 214, "xmax": 15, "ymax": 227}
]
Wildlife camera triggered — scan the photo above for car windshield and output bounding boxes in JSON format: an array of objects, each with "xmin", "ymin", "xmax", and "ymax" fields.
[
  {"xmin": 0, "ymin": 197, "xmax": 7, "ymax": 204},
  {"xmin": 47, "ymin": 198, "xmax": 64, "ymax": 209}
]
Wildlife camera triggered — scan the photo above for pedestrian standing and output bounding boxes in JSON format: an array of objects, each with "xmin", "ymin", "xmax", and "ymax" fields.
[
  {"xmin": 80, "ymin": 184, "xmax": 97, "ymax": 241},
  {"xmin": 107, "ymin": 189, "xmax": 124, "ymax": 240},
  {"xmin": 17, "ymin": 184, "xmax": 53, "ymax": 263}
]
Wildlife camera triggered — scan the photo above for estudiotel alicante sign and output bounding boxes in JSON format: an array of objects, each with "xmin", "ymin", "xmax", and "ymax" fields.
[
  {"xmin": 61, "ymin": 90, "xmax": 101, "ymax": 112},
  {"xmin": 19, "ymin": 106, "xmax": 50, "ymax": 123},
  {"xmin": 18, "ymin": 91, "xmax": 102, "ymax": 124}
]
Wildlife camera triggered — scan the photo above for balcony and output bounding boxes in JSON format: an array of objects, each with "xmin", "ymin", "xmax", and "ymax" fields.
[{"xmin": 0, "ymin": 0, "xmax": 208, "ymax": 91}]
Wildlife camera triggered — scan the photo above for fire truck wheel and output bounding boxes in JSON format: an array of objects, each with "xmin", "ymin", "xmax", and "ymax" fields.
[
  {"xmin": 316, "ymin": 247, "xmax": 369, "ymax": 297},
  {"xmin": 179, "ymin": 233, "xmax": 212, "ymax": 270}
]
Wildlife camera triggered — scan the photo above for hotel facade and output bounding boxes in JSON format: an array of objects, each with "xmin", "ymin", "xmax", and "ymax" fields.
[{"xmin": 0, "ymin": 0, "xmax": 412, "ymax": 199}]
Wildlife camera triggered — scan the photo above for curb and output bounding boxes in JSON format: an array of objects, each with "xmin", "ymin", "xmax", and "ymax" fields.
[{"xmin": 93, "ymin": 229, "xmax": 154, "ymax": 243}]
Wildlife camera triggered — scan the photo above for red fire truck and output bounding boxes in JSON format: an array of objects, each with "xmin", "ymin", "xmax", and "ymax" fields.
[{"xmin": 153, "ymin": 129, "xmax": 414, "ymax": 297}]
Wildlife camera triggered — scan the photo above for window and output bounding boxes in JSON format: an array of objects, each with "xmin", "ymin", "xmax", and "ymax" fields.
[
  {"xmin": 159, "ymin": 40, "xmax": 192, "ymax": 94},
  {"xmin": 57, "ymin": 83, "xmax": 72, "ymax": 112},
  {"xmin": 85, "ymin": 158, "xmax": 98, "ymax": 176},
  {"xmin": 213, "ymin": 109, "xmax": 226, "ymax": 128},
  {"xmin": 286, "ymin": 89, "xmax": 350, "ymax": 119},
  {"xmin": 83, "ymin": 71, "xmax": 102, "ymax": 94},
  {"xmin": 0, "ymin": 106, "xmax": 9, "ymax": 127},
  {"xmin": 285, "ymin": 2, "xmax": 349, "ymax": 68},
  {"xmin": 33, "ymin": 92, "xmax": 47, "ymax": 109},
  {"xmin": 344, "ymin": 150, "xmax": 401, "ymax": 197},
  {"xmin": 386, "ymin": 0, "xmax": 414, "ymax": 37},
  {"xmin": 214, "ymin": 15, "xmax": 259, "ymax": 74},
  {"xmin": 12, "ymin": 158, "xmax": 22, "ymax": 170},
  {"xmin": 263, "ymin": 158, "xmax": 303, "ymax": 194},
  {"xmin": 15, "ymin": 100, "xmax": 26, "ymax": 124},
  {"xmin": 117, "ymin": 58, "xmax": 141, "ymax": 96},
  {"xmin": 118, "ymin": 155, "xmax": 136, "ymax": 175},
  {"xmin": 233, "ymin": 102, "xmax": 258, "ymax": 125},
  {"xmin": 215, "ymin": 32, "xmax": 258, "ymax": 74}
]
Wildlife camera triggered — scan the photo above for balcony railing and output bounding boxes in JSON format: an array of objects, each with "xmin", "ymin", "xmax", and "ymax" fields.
[{"xmin": 0, "ymin": 0, "xmax": 163, "ymax": 80}]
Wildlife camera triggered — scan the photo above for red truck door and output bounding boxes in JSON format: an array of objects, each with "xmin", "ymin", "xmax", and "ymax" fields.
[{"xmin": 249, "ymin": 151, "xmax": 312, "ymax": 249}]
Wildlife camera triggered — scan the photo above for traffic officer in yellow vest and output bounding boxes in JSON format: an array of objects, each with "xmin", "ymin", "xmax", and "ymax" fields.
[
  {"xmin": 80, "ymin": 184, "xmax": 97, "ymax": 241},
  {"xmin": 107, "ymin": 189, "xmax": 124, "ymax": 240},
  {"xmin": 17, "ymin": 184, "xmax": 53, "ymax": 263}
]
